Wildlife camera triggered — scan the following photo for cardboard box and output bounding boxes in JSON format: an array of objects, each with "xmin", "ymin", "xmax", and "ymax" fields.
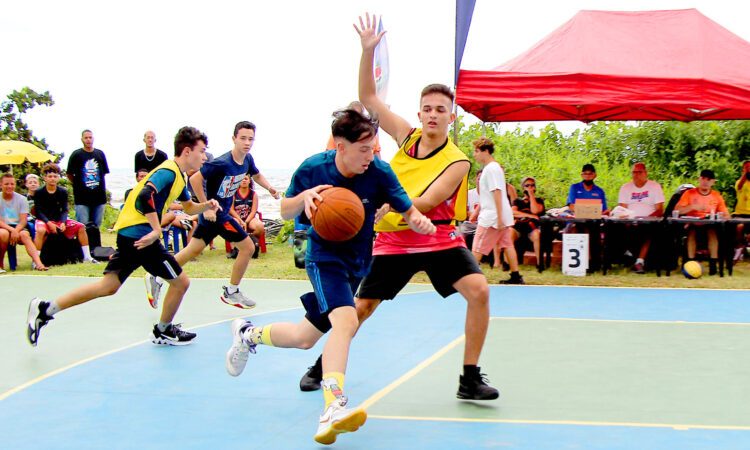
[{"xmin": 574, "ymin": 199, "xmax": 603, "ymax": 219}]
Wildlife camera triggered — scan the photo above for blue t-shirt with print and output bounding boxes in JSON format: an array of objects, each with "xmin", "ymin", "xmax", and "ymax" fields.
[
  {"xmin": 199, "ymin": 151, "xmax": 259, "ymax": 224},
  {"xmin": 286, "ymin": 150, "xmax": 412, "ymax": 277},
  {"xmin": 567, "ymin": 181, "xmax": 608, "ymax": 210},
  {"xmin": 118, "ymin": 168, "xmax": 191, "ymax": 239}
]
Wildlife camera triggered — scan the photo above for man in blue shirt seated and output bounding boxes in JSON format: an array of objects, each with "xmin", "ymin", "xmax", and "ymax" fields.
[{"xmin": 567, "ymin": 163, "xmax": 610, "ymax": 215}]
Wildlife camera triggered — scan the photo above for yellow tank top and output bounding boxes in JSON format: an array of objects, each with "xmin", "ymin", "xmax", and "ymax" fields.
[
  {"xmin": 375, "ymin": 129, "xmax": 469, "ymax": 232},
  {"xmin": 114, "ymin": 160, "xmax": 187, "ymax": 231}
]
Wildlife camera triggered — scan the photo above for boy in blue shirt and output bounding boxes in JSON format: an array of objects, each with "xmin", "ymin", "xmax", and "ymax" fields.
[
  {"xmin": 27, "ymin": 127, "xmax": 221, "ymax": 347},
  {"xmin": 224, "ymin": 109, "xmax": 435, "ymax": 445},
  {"xmin": 147, "ymin": 121, "xmax": 280, "ymax": 310}
]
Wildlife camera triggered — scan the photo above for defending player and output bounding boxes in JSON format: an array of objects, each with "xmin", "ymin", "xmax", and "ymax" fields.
[
  {"xmin": 26, "ymin": 127, "xmax": 221, "ymax": 347},
  {"xmin": 224, "ymin": 109, "xmax": 435, "ymax": 445},
  {"xmin": 299, "ymin": 14, "xmax": 499, "ymax": 401}
]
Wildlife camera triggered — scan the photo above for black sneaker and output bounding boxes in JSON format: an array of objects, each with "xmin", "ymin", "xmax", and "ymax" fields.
[
  {"xmin": 26, "ymin": 297, "xmax": 54, "ymax": 347},
  {"xmin": 457, "ymin": 370, "xmax": 500, "ymax": 400},
  {"xmin": 226, "ymin": 247, "xmax": 239, "ymax": 259},
  {"xmin": 300, "ymin": 354, "xmax": 323, "ymax": 391},
  {"xmin": 151, "ymin": 323, "xmax": 196, "ymax": 346},
  {"xmin": 500, "ymin": 274, "xmax": 525, "ymax": 285}
]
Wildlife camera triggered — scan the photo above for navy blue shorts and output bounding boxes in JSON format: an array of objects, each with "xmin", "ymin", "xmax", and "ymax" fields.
[
  {"xmin": 302, "ymin": 260, "xmax": 362, "ymax": 333},
  {"xmin": 192, "ymin": 217, "xmax": 248, "ymax": 244}
]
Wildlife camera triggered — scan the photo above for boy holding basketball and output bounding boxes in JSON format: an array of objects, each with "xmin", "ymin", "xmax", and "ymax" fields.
[
  {"xmin": 224, "ymin": 109, "xmax": 435, "ymax": 445},
  {"xmin": 299, "ymin": 14, "xmax": 499, "ymax": 401}
]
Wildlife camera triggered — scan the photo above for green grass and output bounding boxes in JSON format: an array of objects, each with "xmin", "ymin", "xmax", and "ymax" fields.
[{"xmin": 5, "ymin": 230, "xmax": 750, "ymax": 289}]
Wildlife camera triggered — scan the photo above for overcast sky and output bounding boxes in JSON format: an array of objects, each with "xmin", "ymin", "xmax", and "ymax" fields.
[{"xmin": 3, "ymin": 0, "xmax": 749, "ymax": 170}]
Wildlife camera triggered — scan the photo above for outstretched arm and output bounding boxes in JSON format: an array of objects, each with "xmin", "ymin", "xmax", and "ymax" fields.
[
  {"xmin": 355, "ymin": 13, "xmax": 412, "ymax": 144},
  {"xmin": 251, "ymin": 173, "xmax": 280, "ymax": 199}
]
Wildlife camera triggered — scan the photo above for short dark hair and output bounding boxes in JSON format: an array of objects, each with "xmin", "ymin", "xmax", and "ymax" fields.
[
  {"xmin": 700, "ymin": 169, "xmax": 716, "ymax": 179},
  {"xmin": 420, "ymin": 84, "xmax": 455, "ymax": 104},
  {"xmin": 472, "ymin": 136, "xmax": 495, "ymax": 154},
  {"xmin": 331, "ymin": 109, "xmax": 379, "ymax": 144},
  {"xmin": 1, "ymin": 172, "xmax": 15, "ymax": 182},
  {"xmin": 233, "ymin": 121, "xmax": 256, "ymax": 137},
  {"xmin": 582, "ymin": 163, "xmax": 596, "ymax": 173},
  {"xmin": 173, "ymin": 126, "xmax": 208, "ymax": 157},
  {"xmin": 81, "ymin": 129, "xmax": 92, "ymax": 137},
  {"xmin": 42, "ymin": 163, "xmax": 61, "ymax": 174}
]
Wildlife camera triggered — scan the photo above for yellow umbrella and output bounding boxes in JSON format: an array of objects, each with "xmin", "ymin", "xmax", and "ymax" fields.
[{"xmin": 0, "ymin": 140, "xmax": 54, "ymax": 164}]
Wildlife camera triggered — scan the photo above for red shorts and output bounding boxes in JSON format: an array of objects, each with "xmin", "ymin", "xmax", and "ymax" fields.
[
  {"xmin": 472, "ymin": 225, "xmax": 513, "ymax": 255},
  {"xmin": 36, "ymin": 219, "xmax": 84, "ymax": 240}
]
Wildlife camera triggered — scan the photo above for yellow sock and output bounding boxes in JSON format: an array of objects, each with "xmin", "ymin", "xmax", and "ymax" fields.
[
  {"xmin": 244, "ymin": 324, "xmax": 274, "ymax": 346},
  {"xmin": 322, "ymin": 372, "xmax": 346, "ymax": 408}
]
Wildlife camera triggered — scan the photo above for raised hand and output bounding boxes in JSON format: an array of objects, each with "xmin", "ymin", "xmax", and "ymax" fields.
[{"xmin": 353, "ymin": 13, "xmax": 385, "ymax": 52}]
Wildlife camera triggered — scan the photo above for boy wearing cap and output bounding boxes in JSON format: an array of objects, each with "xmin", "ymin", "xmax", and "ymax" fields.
[{"xmin": 676, "ymin": 169, "xmax": 729, "ymax": 275}]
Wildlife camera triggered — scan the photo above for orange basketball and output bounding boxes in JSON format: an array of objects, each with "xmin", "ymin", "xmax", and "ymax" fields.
[{"xmin": 311, "ymin": 187, "xmax": 365, "ymax": 242}]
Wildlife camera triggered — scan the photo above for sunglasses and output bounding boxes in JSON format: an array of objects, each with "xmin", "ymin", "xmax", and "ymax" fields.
[{"xmin": 523, "ymin": 184, "xmax": 535, "ymax": 188}]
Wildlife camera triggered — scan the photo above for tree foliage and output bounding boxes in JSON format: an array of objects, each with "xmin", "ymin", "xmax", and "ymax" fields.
[
  {"xmin": 1, "ymin": 87, "xmax": 60, "ymax": 186},
  {"xmin": 455, "ymin": 119, "xmax": 750, "ymax": 210}
]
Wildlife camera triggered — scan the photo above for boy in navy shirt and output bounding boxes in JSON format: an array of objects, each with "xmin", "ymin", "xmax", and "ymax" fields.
[
  {"xmin": 147, "ymin": 121, "xmax": 280, "ymax": 309},
  {"xmin": 224, "ymin": 109, "xmax": 435, "ymax": 445}
]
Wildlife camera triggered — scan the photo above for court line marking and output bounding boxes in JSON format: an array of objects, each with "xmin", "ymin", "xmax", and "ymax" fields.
[
  {"xmin": 489, "ymin": 317, "xmax": 750, "ymax": 326},
  {"xmin": 0, "ymin": 306, "xmax": 300, "ymax": 403},
  {"xmin": 359, "ymin": 334, "xmax": 466, "ymax": 411},
  {"xmin": 365, "ymin": 415, "xmax": 750, "ymax": 431}
]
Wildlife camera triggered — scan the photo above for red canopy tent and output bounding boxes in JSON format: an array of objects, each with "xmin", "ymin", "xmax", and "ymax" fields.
[{"xmin": 456, "ymin": 9, "xmax": 750, "ymax": 123}]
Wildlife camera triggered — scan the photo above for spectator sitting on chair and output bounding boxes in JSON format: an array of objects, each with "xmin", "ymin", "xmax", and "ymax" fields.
[
  {"xmin": 617, "ymin": 162, "xmax": 665, "ymax": 273},
  {"xmin": 567, "ymin": 163, "xmax": 610, "ymax": 216},
  {"xmin": 675, "ymin": 169, "xmax": 729, "ymax": 275},
  {"xmin": 227, "ymin": 175, "xmax": 264, "ymax": 259},
  {"xmin": 0, "ymin": 173, "xmax": 47, "ymax": 271},
  {"xmin": 33, "ymin": 163, "xmax": 98, "ymax": 264},
  {"xmin": 458, "ymin": 170, "xmax": 481, "ymax": 246},
  {"xmin": 25, "ymin": 174, "xmax": 40, "ymax": 218},
  {"xmin": 732, "ymin": 160, "xmax": 750, "ymax": 261},
  {"xmin": 512, "ymin": 176, "xmax": 545, "ymax": 273}
]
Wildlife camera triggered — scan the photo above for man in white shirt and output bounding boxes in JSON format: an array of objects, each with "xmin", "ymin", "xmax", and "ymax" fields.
[
  {"xmin": 617, "ymin": 162, "xmax": 664, "ymax": 273},
  {"xmin": 470, "ymin": 137, "xmax": 523, "ymax": 284}
]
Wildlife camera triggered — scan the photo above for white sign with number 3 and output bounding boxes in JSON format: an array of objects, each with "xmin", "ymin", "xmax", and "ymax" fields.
[{"xmin": 562, "ymin": 234, "xmax": 588, "ymax": 276}]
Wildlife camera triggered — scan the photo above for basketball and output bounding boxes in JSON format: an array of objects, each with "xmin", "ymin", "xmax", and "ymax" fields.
[
  {"xmin": 682, "ymin": 260, "xmax": 703, "ymax": 279},
  {"xmin": 310, "ymin": 187, "xmax": 365, "ymax": 242}
]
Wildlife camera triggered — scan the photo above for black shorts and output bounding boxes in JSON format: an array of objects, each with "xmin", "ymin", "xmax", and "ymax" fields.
[
  {"xmin": 357, "ymin": 246, "xmax": 483, "ymax": 300},
  {"xmin": 192, "ymin": 217, "xmax": 248, "ymax": 244},
  {"xmin": 104, "ymin": 234, "xmax": 182, "ymax": 283}
]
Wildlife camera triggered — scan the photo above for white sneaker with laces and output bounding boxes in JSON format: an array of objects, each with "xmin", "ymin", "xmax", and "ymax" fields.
[
  {"xmin": 144, "ymin": 274, "xmax": 163, "ymax": 309},
  {"xmin": 225, "ymin": 319, "xmax": 256, "ymax": 376},
  {"xmin": 221, "ymin": 286, "xmax": 256, "ymax": 309},
  {"xmin": 313, "ymin": 397, "xmax": 367, "ymax": 445}
]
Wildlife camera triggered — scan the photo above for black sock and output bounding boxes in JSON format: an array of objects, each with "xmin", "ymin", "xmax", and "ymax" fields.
[{"xmin": 463, "ymin": 365, "xmax": 479, "ymax": 377}]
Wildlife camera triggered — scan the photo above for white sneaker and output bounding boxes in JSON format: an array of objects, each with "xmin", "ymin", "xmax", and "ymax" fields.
[
  {"xmin": 225, "ymin": 319, "xmax": 256, "ymax": 376},
  {"xmin": 85, "ymin": 258, "xmax": 100, "ymax": 264},
  {"xmin": 313, "ymin": 397, "xmax": 367, "ymax": 445},
  {"xmin": 221, "ymin": 286, "xmax": 256, "ymax": 309},
  {"xmin": 144, "ymin": 274, "xmax": 163, "ymax": 309}
]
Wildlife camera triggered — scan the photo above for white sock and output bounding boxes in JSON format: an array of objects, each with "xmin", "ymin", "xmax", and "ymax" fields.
[
  {"xmin": 635, "ymin": 258, "xmax": 644, "ymax": 265},
  {"xmin": 227, "ymin": 283, "xmax": 239, "ymax": 293},
  {"xmin": 82, "ymin": 245, "xmax": 92, "ymax": 260},
  {"xmin": 46, "ymin": 300, "xmax": 61, "ymax": 316}
]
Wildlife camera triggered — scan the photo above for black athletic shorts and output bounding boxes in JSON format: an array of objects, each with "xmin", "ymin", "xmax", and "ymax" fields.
[
  {"xmin": 192, "ymin": 217, "xmax": 248, "ymax": 244},
  {"xmin": 357, "ymin": 246, "xmax": 483, "ymax": 300},
  {"xmin": 104, "ymin": 234, "xmax": 182, "ymax": 283}
]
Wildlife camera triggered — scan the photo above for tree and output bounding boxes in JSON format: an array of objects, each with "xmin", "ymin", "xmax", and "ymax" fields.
[{"xmin": 1, "ymin": 87, "xmax": 60, "ymax": 185}]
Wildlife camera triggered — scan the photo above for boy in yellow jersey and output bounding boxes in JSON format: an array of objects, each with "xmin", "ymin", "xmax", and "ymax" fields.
[
  {"xmin": 300, "ymin": 14, "xmax": 499, "ymax": 401},
  {"xmin": 26, "ymin": 127, "xmax": 221, "ymax": 347}
]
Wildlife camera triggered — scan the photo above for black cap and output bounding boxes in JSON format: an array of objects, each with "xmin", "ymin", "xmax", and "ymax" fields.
[
  {"xmin": 699, "ymin": 169, "xmax": 715, "ymax": 179},
  {"xmin": 582, "ymin": 163, "xmax": 596, "ymax": 173}
]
